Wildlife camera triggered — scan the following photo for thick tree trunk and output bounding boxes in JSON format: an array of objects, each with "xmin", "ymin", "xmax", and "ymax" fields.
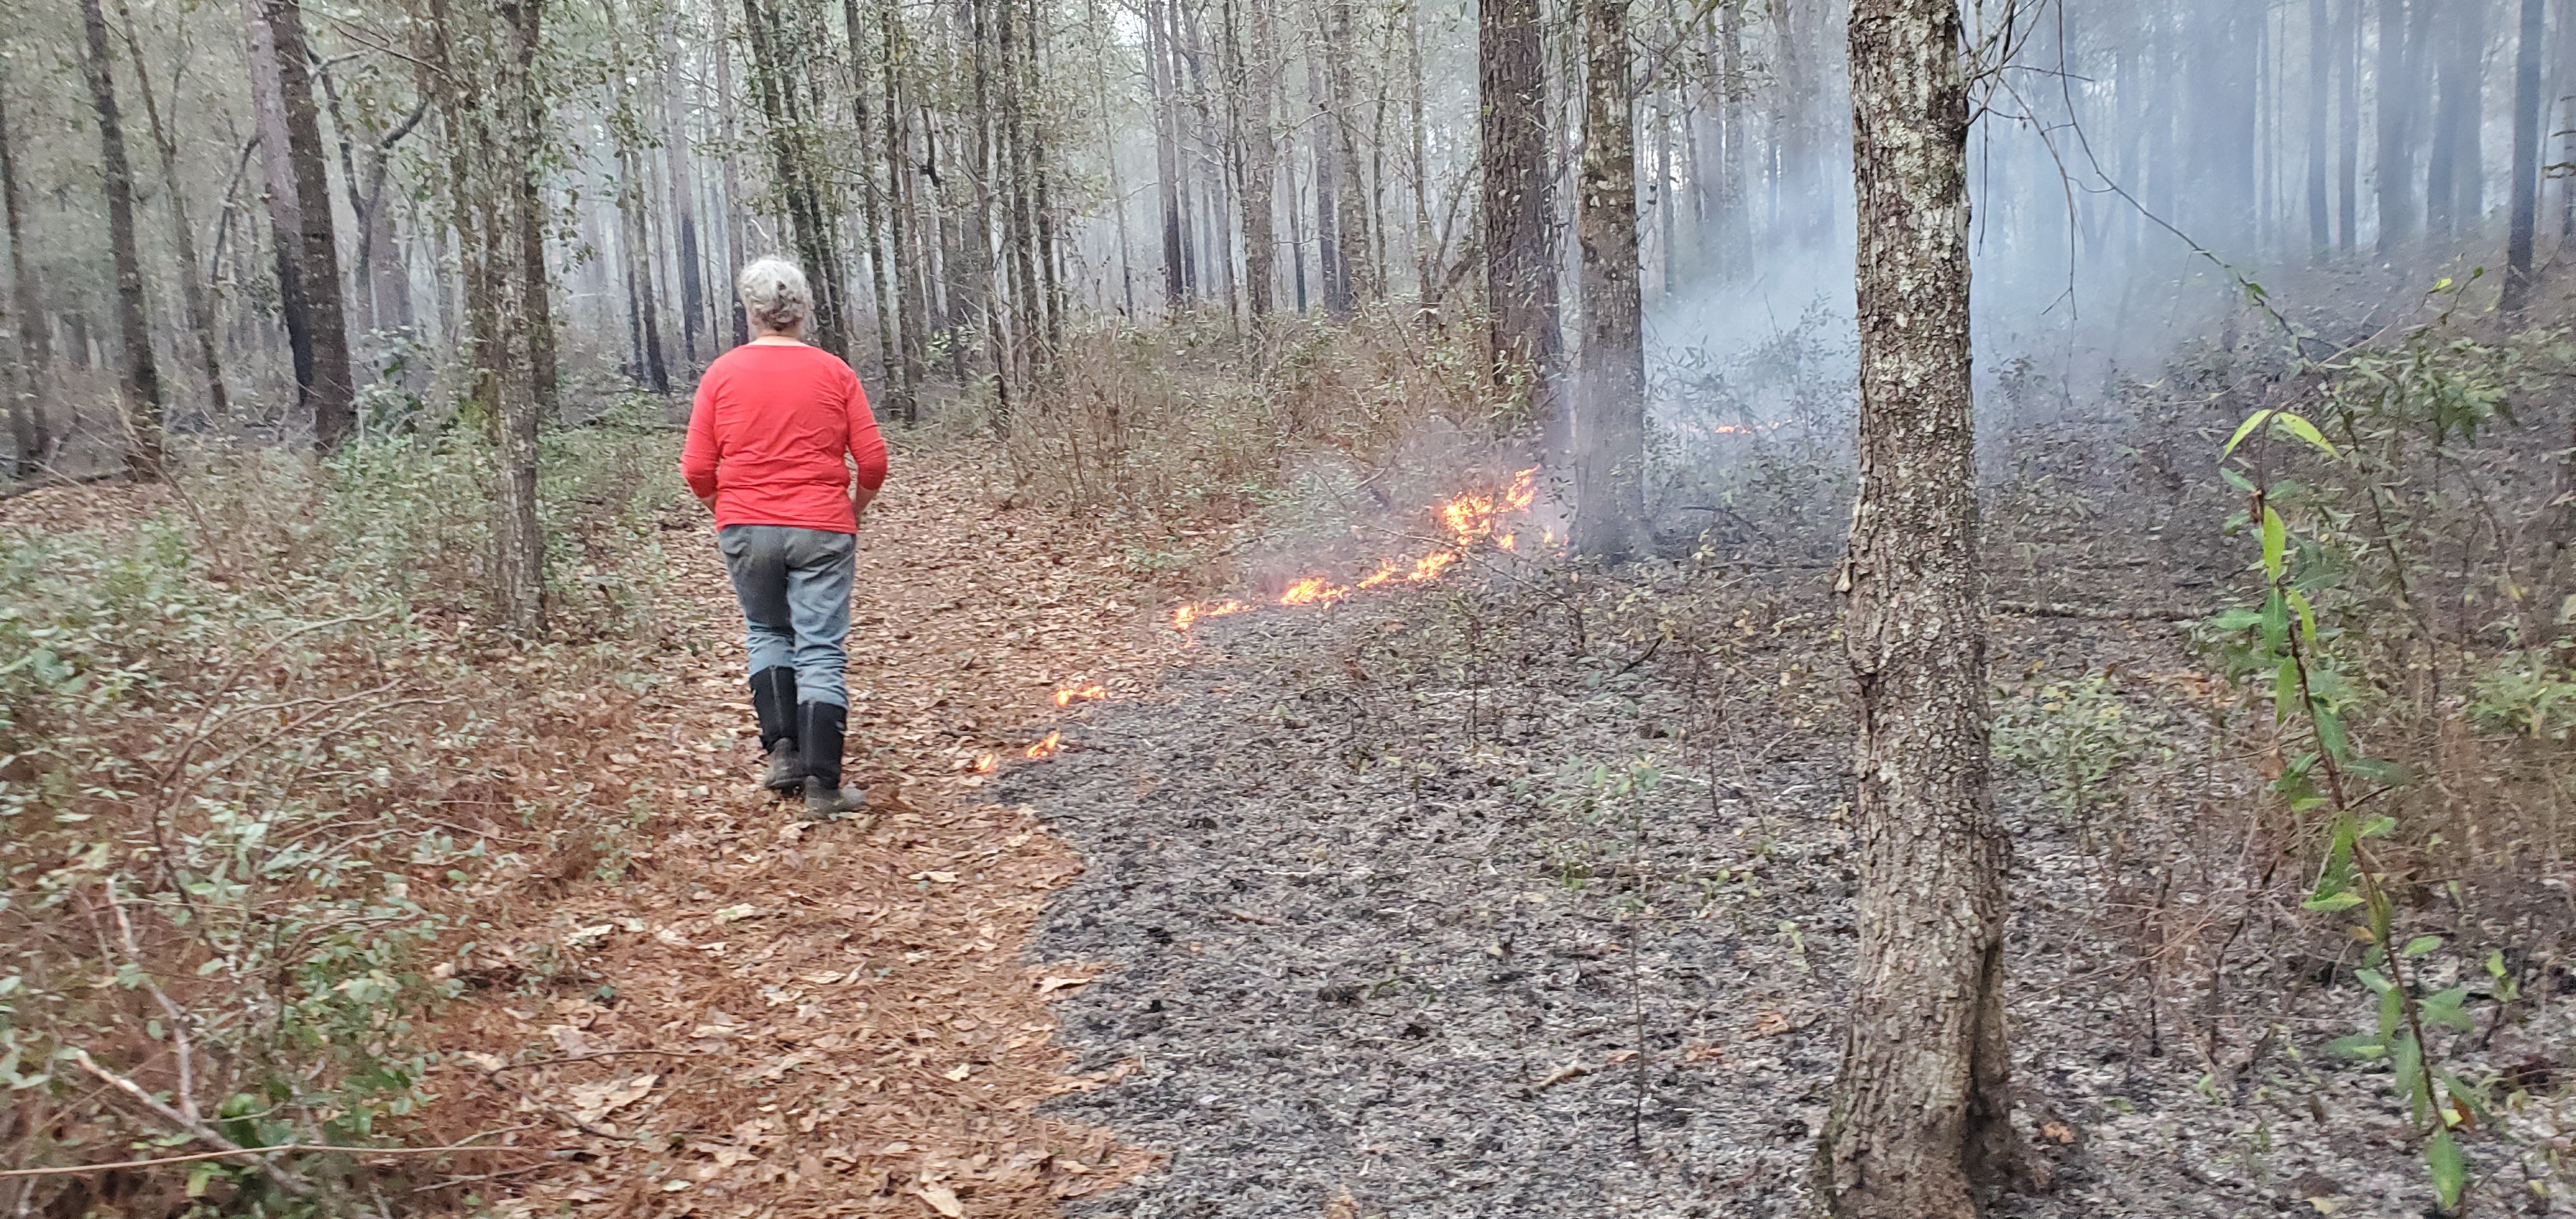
[
  {"xmin": 2505, "ymin": 0, "xmax": 2544, "ymax": 310},
  {"xmin": 1478, "ymin": 0, "xmax": 1560, "ymax": 430},
  {"xmin": 1327, "ymin": 0, "xmax": 1370, "ymax": 308},
  {"xmin": 261, "ymin": 0, "xmax": 356, "ymax": 450},
  {"xmin": 1405, "ymin": 0, "xmax": 1433, "ymax": 307},
  {"xmin": 0, "ymin": 82, "xmax": 45, "ymax": 477},
  {"xmin": 243, "ymin": 1, "xmax": 315, "ymax": 433},
  {"xmin": 495, "ymin": 0, "xmax": 548, "ymax": 634},
  {"xmin": 1572, "ymin": 0, "xmax": 1645, "ymax": 560},
  {"xmin": 1820, "ymin": 0, "xmax": 2018, "ymax": 1214},
  {"xmin": 80, "ymin": 0, "xmax": 165, "ymax": 479}
]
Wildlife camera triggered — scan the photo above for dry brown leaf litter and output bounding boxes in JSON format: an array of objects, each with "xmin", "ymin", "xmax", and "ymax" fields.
[{"xmin": 427, "ymin": 452, "xmax": 1180, "ymax": 1218}]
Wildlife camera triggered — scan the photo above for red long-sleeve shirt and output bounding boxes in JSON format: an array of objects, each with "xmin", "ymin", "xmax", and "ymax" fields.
[{"xmin": 681, "ymin": 343, "xmax": 888, "ymax": 533}]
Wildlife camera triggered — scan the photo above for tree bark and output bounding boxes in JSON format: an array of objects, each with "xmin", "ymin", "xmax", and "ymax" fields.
[
  {"xmin": 2336, "ymin": 0, "xmax": 2358, "ymax": 256},
  {"xmin": 0, "ymin": 81, "xmax": 45, "ymax": 477},
  {"xmin": 1149, "ymin": 0, "xmax": 1188, "ymax": 310},
  {"xmin": 884, "ymin": 0, "xmax": 928, "ymax": 418},
  {"xmin": 1479, "ymin": 0, "xmax": 1561, "ymax": 437},
  {"xmin": 1307, "ymin": 1, "xmax": 1345, "ymax": 316},
  {"xmin": 714, "ymin": 0, "xmax": 752, "ymax": 348},
  {"xmin": 80, "ymin": 0, "xmax": 165, "ymax": 478},
  {"xmin": 1237, "ymin": 0, "xmax": 1278, "ymax": 318},
  {"xmin": 2504, "ymin": 0, "xmax": 2544, "ymax": 310},
  {"xmin": 259, "ymin": 0, "xmax": 356, "ymax": 450},
  {"xmin": 1572, "ymin": 0, "xmax": 1645, "ymax": 560},
  {"xmin": 1820, "ymin": 0, "xmax": 2018, "ymax": 1214}
]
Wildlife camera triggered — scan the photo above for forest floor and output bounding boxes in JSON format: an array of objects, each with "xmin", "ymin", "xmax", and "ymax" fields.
[{"xmin": 419, "ymin": 452, "xmax": 1176, "ymax": 1218}]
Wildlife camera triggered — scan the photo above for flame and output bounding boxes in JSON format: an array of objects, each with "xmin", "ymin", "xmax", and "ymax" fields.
[
  {"xmin": 1173, "ymin": 599, "xmax": 1250, "ymax": 632},
  {"xmin": 1054, "ymin": 684, "xmax": 1107, "ymax": 707},
  {"xmin": 1024, "ymin": 730, "xmax": 1062, "ymax": 760},
  {"xmin": 1173, "ymin": 469, "xmax": 1544, "ymax": 630},
  {"xmin": 972, "ymin": 753, "xmax": 998, "ymax": 772},
  {"xmin": 1280, "ymin": 576, "xmax": 1351, "ymax": 606}
]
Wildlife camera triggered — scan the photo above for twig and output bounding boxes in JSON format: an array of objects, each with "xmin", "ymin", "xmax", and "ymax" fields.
[
  {"xmin": 0, "ymin": 1131, "xmax": 545, "ymax": 1181},
  {"xmin": 68, "ymin": 1049, "xmax": 314, "ymax": 1197}
]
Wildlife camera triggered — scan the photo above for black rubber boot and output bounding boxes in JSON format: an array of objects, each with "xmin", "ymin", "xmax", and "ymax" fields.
[
  {"xmin": 750, "ymin": 668, "xmax": 802, "ymax": 792},
  {"xmin": 796, "ymin": 701, "xmax": 870, "ymax": 820}
]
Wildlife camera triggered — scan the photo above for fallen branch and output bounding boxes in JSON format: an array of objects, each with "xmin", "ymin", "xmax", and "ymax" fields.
[
  {"xmin": 68, "ymin": 1049, "xmax": 314, "ymax": 1197},
  {"xmin": 1989, "ymin": 599, "xmax": 2205, "ymax": 624},
  {"xmin": 0, "ymin": 1130, "xmax": 545, "ymax": 1181}
]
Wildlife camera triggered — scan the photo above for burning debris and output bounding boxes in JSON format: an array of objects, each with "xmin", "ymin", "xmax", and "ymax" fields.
[
  {"xmin": 1172, "ymin": 468, "xmax": 1542, "ymax": 631},
  {"xmin": 1054, "ymin": 684, "xmax": 1107, "ymax": 707},
  {"xmin": 1024, "ymin": 730, "xmax": 1064, "ymax": 760}
]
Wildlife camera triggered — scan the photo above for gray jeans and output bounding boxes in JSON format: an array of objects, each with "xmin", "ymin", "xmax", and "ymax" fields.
[{"xmin": 717, "ymin": 524, "xmax": 856, "ymax": 707}]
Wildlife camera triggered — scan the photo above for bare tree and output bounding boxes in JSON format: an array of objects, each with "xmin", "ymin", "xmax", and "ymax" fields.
[
  {"xmin": 80, "ymin": 0, "xmax": 165, "ymax": 478},
  {"xmin": 1819, "ymin": 0, "xmax": 2019, "ymax": 1213}
]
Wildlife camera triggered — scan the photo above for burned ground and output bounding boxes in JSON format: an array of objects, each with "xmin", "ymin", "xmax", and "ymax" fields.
[{"xmin": 1006, "ymin": 555, "xmax": 2574, "ymax": 1218}]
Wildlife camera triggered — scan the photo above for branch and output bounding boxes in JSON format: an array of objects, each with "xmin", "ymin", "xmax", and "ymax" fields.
[{"xmin": 69, "ymin": 1049, "xmax": 314, "ymax": 1197}]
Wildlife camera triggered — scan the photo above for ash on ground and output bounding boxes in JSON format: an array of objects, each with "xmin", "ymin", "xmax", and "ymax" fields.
[{"xmin": 1003, "ymin": 562, "xmax": 2572, "ymax": 1219}]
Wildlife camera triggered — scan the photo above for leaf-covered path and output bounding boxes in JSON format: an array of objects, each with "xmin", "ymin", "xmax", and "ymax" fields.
[{"xmin": 445, "ymin": 450, "xmax": 1169, "ymax": 1218}]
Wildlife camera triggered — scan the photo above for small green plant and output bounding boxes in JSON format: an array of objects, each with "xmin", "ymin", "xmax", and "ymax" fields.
[{"xmin": 1992, "ymin": 671, "xmax": 2166, "ymax": 840}]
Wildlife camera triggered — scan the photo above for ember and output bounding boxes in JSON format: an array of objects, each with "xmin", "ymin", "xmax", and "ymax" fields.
[
  {"xmin": 1054, "ymin": 684, "xmax": 1107, "ymax": 707},
  {"xmin": 1025, "ymin": 730, "xmax": 1063, "ymax": 760}
]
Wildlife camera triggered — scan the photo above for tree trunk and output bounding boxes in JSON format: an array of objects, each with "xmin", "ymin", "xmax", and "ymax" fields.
[
  {"xmin": 606, "ymin": 33, "xmax": 671, "ymax": 394},
  {"xmin": 714, "ymin": 0, "xmax": 752, "ymax": 348},
  {"xmin": 2307, "ymin": 0, "xmax": 2333, "ymax": 260},
  {"xmin": 260, "ymin": 0, "xmax": 356, "ymax": 450},
  {"xmin": 80, "ymin": 0, "xmax": 165, "ymax": 479},
  {"xmin": 2426, "ymin": 1, "xmax": 2485, "ymax": 237},
  {"xmin": 116, "ymin": 0, "xmax": 230, "ymax": 424},
  {"xmin": 2336, "ymin": 0, "xmax": 2358, "ymax": 256},
  {"xmin": 1307, "ymin": 3, "xmax": 1345, "ymax": 316},
  {"xmin": 243, "ymin": 0, "xmax": 314, "ymax": 434},
  {"xmin": 2375, "ymin": 0, "xmax": 2418, "ymax": 252},
  {"xmin": 661, "ymin": 8, "xmax": 706, "ymax": 365},
  {"xmin": 0, "ymin": 81, "xmax": 47, "ymax": 477},
  {"xmin": 884, "ymin": 1, "xmax": 928, "ymax": 417},
  {"xmin": 1404, "ymin": 0, "xmax": 1432, "ymax": 306},
  {"xmin": 1572, "ymin": 0, "xmax": 1645, "ymax": 559},
  {"xmin": 1479, "ymin": 0, "xmax": 1561, "ymax": 436},
  {"xmin": 495, "ymin": 0, "xmax": 549, "ymax": 634},
  {"xmin": 2505, "ymin": 0, "xmax": 2544, "ymax": 310},
  {"xmin": 1327, "ymin": 0, "xmax": 1369, "ymax": 308},
  {"xmin": 1820, "ymin": 0, "xmax": 2019, "ymax": 1213},
  {"xmin": 1238, "ymin": 0, "xmax": 1278, "ymax": 318}
]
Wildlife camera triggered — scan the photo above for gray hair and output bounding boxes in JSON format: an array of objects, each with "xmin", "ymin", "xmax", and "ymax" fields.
[{"xmin": 737, "ymin": 257, "xmax": 811, "ymax": 334}]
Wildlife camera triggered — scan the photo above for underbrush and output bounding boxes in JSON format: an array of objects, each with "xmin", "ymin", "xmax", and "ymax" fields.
[
  {"xmin": 0, "ymin": 422, "xmax": 689, "ymax": 1215},
  {"xmin": 993, "ymin": 305, "xmax": 1522, "ymax": 583}
]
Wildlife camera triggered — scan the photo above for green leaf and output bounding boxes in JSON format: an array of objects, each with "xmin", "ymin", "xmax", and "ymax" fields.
[
  {"xmin": 2220, "ymin": 466, "xmax": 2257, "ymax": 493},
  {"xmin": 2421, "ymin": 986, "xmax": 2476, "ymax": 1032},
  {"xmin": 2262, "ymin": 507, "xmax": 2288, "ymax": 579},
  {"xmin": 2285, "ymin": 588, "xmax": 2318, "ymax": 645},
  {"xmin": 2426, "ymin": 1128, "xmax": 2465, "ymax": 1210},
  {"xmin": 2359, "ymin": 815, "xmax": 2398, "ymax": 839},
  {"xmin": 2209, "ymin": 607, "xmax": 2262, "ymax": 631},
  {"xmin": 2225, "ymin": 410, "xmax": 2276, "ymax": 457},
  {"xmin": 2314, "ymin": 706, "xmax": 2350, "ymax": 761},
  {"xmin": 2263, "ymin": 593, "xmax": 2292, "ymax": 657},
  {"xmin": 2272, "ymin": 411, "xmax": 2340, "ymax": 457},
  {"xmin": 2327, "ymin": 1034, "xmax": 2388, "ymax": 1059},
  {"xmin": 2303, "ymin": 890, "xmax": 2364, "ymax": 911},
  {"xmin": 2402, "ymin": 935, "xmax": 2443, "ymax": 956}
]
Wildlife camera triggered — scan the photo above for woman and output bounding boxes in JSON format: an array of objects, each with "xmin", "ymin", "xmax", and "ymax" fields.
[{"xmin": 682, "ymin": 257, "xmax": 887, "ymax": 818}]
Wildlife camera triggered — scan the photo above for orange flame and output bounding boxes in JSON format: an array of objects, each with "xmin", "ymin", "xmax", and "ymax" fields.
[
  {"xmin": 1054, "ymin": 684, "xmax": 1107, "ymax": 707},
  {"xmin": 972, "ymin": 753, "xmax": 999, "ymax": 772},
  {"xmin": 1408, "ymin": 551, "xmax": 1458, "ymax": 581},
  {"xmin": 1024, "ymin": 730, "xmax": 1062, "ymax": 760},
  {"xmin": 1172, "ymin": 599, "xmax": 1250, "ymax": 631},
  {"xmin": 1355, "ymin": 560, "xmax": 1399, "ymax": 590},
  {"xmin": 1280, "ymin": 576, "xmax": 1351, "ymax": 607}
]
